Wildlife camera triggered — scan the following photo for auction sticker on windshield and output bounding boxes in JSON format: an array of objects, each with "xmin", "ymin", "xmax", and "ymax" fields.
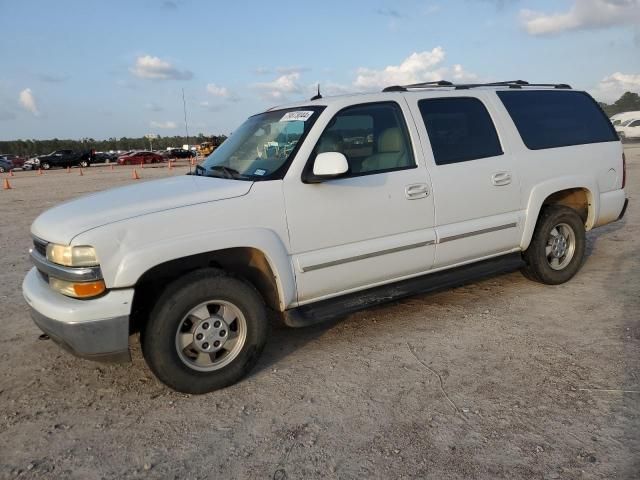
[{"xmin": 280, "ymin": 111, "xmax": 314, "ymax": 122}]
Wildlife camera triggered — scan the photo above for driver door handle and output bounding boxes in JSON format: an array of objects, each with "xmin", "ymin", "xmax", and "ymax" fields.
[{"xmin": 405, "ymin": 183, "xmax": 429, "ymax": 199}]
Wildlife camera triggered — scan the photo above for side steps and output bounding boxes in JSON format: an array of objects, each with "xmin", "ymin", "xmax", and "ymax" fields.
[{"xmin": 283, "ymin": 253, "xmax": 524, "ymax": 327}]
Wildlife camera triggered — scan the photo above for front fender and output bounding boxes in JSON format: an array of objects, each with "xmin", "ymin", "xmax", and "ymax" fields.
[
  {"xmin": 521, "ymin": 176, "xmax": 598, "ymax": 250},
  {"xmin": 76, "ymin": 226, "xmax": 296, "ymax": 311}
]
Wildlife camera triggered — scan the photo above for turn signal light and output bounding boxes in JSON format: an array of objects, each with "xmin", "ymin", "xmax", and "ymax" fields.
[{"xmin": 49, "ymin": 278, "xmax": 106, "ymax": 298}]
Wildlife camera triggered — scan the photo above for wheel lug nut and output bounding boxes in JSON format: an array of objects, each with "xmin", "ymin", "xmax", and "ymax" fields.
[
  {"xmin": 202, "ymin": 322, "xmax": 209, "ymax": 329},
  {"xmin": 214, "ymin": 341, "xmax": 220, "ymax": 347},
  {"xmin": 196, "ymin": 333, "xmax": 203, "ymax": 340},
  {"xmin": 213, "ymin": 321, "xmax": 221, "ymax": 328},
  {"xmin": 202, "ymin": 342, "xmax": 209, "ymax": 349},
  {"xmin": 220, "ymin": 330, "xmax": 226, "ymax": 337}
]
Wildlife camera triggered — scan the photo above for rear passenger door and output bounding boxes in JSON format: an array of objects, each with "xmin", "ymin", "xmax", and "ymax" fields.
[{"xmin": 408, "ymin": 93, "xmax": 523, "ymax": 267}]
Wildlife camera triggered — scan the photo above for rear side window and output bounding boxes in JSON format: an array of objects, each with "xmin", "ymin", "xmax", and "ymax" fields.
[
  {"xmin": 418, "ymin": 97, "xmax": 503, "ymax": 165},
  {"xmin": 497, "ymin": 90, "xmax": 618, "ymax": 150}
]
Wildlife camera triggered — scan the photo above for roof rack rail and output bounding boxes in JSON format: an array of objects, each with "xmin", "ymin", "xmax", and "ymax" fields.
[{"xmin": 382, "ymin": 80, "xmax": 572, "ymax": 92}]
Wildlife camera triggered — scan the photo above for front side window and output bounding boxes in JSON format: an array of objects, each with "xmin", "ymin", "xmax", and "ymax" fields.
[
  {"xmin": 311, "ymin": 102, "xmax": 415, "ymax": 176},
  {"xmin": 200, "ymin": 107, "xmax": 323, "ymax": 180},
  {"xmin": 497, "ymin": 90, "xmax": 618, "ymax": 150},
  {"xmin": 418, "ymin": 97, "xmax": 503, "ymax": 165},
  {"xmin": 629, "ymin": 120, "xmax": 640, "ymax": 127}
]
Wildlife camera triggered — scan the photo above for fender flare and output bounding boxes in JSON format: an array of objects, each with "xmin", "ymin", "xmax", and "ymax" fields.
[
  {"xmin": 521, "ymin": 176, "xmax": 598, "ymax": 251},
  {"xmin": 103, "ymin": 228, "xmax": 296, "ymax": 310}
]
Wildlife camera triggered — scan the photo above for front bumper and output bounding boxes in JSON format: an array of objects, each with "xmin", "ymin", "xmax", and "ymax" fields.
[{"xmin": 22, "ymin": 267, "xmax": 134, "ymax": 362}]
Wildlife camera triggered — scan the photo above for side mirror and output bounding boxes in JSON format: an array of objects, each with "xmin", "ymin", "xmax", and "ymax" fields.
[{"xmin": 311, "ymin": 152, "xmax": 349, "ymax": 180}]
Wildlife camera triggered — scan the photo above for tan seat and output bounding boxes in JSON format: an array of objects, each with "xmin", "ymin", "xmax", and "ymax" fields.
[{"xmin": 360, "ymin": 128, "xmax": 410, "ymax": 172}]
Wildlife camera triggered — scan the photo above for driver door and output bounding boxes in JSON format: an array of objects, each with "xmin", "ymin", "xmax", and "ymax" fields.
[{"xmin": 283, "ymin": 100, "xmax": 436, "ymax": 304}]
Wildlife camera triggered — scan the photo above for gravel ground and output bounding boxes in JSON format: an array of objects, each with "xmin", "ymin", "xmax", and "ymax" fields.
[{"xmin": 0, "ymin": 151, "xmax": 638, "ymax": 480}]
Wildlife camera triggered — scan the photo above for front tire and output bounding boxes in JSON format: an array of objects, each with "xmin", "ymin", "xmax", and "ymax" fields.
[
  {"xmin": 79, "ymin": 160, "xmax": 90, "ymax": 168},
  {"xmin": 521, "ymin": 205, "xmax": 586, "ymax": 285},
  {"xmin": 141, "ymin": 269, "xmax": 268, "ymax": 394}
]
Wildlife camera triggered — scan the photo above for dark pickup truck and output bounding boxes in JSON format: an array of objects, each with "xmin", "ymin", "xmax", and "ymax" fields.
[{"xmin": 37, "ymin": 149, "xmax": 95, "ymax": 170}]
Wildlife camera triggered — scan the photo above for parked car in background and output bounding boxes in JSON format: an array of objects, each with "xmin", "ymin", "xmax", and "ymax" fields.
[
  {"xmin": 36, "ymin": 149, "xmax": 95, "ymax": 170},
  {"xmin": 117, "ymin": 151, "xmax": 163, "ymax": 165},
  {"xmin": 615, "ymin": 118, "xmax": 640, "ymax": 142},
  {"xmin": 162, "ymin": 148, "xmax": 195, "ymax": 159},
  {"xmin": 610, "ymin": 111, "xmax": 640, "ymax": 126},
  {"xmin": 22, "ymin": 158, "xmax": 39, "ymax": 170},
  {"xmin": 0, "ymin": 154, "xmax": 26, "ymax": 168},
  {"xmin": 95, "ymin": 152, "xmax": 118, "ymax": 163},
  {"xmin": 0, "ymin": 157, "xmax": 13, "ymax": 172}
]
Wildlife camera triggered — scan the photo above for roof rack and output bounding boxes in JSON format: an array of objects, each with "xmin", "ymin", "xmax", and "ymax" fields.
[{"xmin": 382, "ymin": 80, "xmax": 572, "ymax": 92}]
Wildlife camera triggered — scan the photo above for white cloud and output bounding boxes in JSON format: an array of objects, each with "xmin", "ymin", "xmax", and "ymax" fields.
[
  {"xmin": 254, "ymin": 72, "xmax": 303, "ymax": 100},
  {"xmin": 19, "ymin": 88, "xmax": 39, "ymax": 116},
  {"xmin": 521, "ymin": 0, "xmax": 640, "ymax": 36},
  {"xmin": 130, "ymin": 55, "xmax": 192, "ymax": 80},
  {"xmin": 353, "ymin": 47, "xmax": 447, "ymax": 89},
  {"xmin": 150, "ymin": 120, "xmax": 177, "ymax": 129},
  {"xmin": 206, "ymin": 83, "xmax": 229, "ymax": 97},
  {"xmin": 590, "ymin": 72, "xmax": 640, "ymax": 103}
]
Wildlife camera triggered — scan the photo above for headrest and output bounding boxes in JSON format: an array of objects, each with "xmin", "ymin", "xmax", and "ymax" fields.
[{"xmin": 378, "ymin": 128, "xmax": 404, "ymax": 153}]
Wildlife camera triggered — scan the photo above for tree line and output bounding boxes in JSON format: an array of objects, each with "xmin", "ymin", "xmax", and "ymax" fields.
[
  {"xmin": 0, "ymin": 133, "xmax": 227, "ymax": 157},
  {"xmin": 598, "ymin": 91, "xmax": 640, "ymax": 117}
]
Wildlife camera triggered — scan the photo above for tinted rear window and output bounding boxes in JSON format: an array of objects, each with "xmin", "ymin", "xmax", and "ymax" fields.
[{"xmin": 497, "ymin": 90, "xmax": 618, "ymax": 150}]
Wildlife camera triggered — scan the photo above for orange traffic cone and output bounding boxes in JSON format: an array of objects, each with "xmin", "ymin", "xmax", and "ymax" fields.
[
  {"xmin": 110, "ymin": 164, "xmax": 114, "ymax": 171},
  {"xmin": 168, "ymin": 160, "xmax": 173, "ymax": 171},
  {"xmin": 38, "ymin": 168, "xmax": 43, "ymax": 175},
  {"xmin": 9, "ymin": 169, "xmax": 14, "ymax": 177},
  {"xmin": 141, "ymin": 161, "xmax": 145, "ymax": 169},
  {"xmin": 79, "ymin": 168, "xmax": 84, "ymax": 176},
  {"xmin": 132, "ymin": 169, "xmax": 140, "ymax": 180},
  {"xmin": 3, "ymin": 178, "xmax": 11, "ymax": 190},
  {"xmin": 66, "ymin": 166, "xmax": 70, "ymax": 173}
]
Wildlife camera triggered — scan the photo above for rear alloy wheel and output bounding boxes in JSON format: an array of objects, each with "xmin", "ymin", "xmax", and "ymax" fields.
[
  {"xmin": 41, "ymin": 162, "xmax": 51, "ymax": 170},
  {"xmin": 79, "ymin": 160, "xmax": 89, "ymax": 168},
  {"xmin": 0, "ymin": 166, "xmax": 5, "ymax": 173},
  {"xmin": 522, "ymin": 205, "xmax": 586, "ymax": 284},
  {"xmin": 141, "ymin": 269, "xmax": 268, "ymax": 394}
]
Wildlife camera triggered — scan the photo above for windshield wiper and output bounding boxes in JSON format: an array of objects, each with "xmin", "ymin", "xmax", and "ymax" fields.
[{"xmin": 207, "ymin": 165, "xmax": 252, "ymax": 180}]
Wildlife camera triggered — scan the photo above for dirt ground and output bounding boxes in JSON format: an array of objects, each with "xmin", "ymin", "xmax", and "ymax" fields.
[{"xmin": 0, "ymin": 151, "xmax": 638, "ymax": 480}]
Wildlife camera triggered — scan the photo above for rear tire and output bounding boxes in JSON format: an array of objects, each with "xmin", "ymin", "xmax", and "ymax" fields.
[
  {"xmin": 41, "ymin": 162, "xmax": 50, "ymax": 170},
  {"xmin": 141, "ymin": 269, "xmax": 268, "ymax": 394},
  {"xmin": 521, "ymin": 205, "xmax": 586, "ymax": 285}
]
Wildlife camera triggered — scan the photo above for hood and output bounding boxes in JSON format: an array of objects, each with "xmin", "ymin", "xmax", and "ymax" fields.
[{"xmin": 32, "ymin": 175, "xmax": 253, "ymax": 244}]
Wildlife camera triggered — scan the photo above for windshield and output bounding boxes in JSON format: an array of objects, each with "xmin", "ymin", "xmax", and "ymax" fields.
[{"xmin": 198, "ymin": 107, "xmax": 322, "ymax": 180}]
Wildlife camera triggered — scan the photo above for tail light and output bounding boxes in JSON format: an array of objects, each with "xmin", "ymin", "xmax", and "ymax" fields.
[{"xmin": 622, "ymin": 152, "xmax": 626, "ymax": 189}]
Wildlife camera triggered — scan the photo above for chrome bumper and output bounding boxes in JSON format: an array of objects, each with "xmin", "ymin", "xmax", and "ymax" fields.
[{"xmin": 23, "ymin": 268, "xmax": 133, "ymax": 362}]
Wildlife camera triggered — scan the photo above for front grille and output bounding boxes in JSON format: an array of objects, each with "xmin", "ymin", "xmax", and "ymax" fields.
[{"xmin": 33, "ymin": 238, "xmax": 48, "ymax": 257}]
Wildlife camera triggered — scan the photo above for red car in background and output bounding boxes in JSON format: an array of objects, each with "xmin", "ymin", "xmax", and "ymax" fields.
[{"xmin": 117, "ymin": 151, "xmax": 163, "ymax": 165}]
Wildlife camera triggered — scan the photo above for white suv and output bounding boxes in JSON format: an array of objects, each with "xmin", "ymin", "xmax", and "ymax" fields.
[{"xmin": 23, "ymin": 80, "xmax": 628, "ymax": 393}]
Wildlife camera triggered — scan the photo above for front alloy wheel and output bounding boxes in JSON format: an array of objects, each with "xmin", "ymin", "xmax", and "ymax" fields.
[{"xmin": 142, "ymin": 269, "xmax": 268, "ymax": 394}]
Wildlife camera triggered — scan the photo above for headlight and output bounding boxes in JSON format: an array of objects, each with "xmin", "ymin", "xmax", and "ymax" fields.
[{"xmin": 46, "ymin": 244, "xmax": 99, "ymax": 267}]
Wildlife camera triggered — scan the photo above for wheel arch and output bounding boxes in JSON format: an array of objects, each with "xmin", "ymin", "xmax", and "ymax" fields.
[
  {"xmin": 129, "ymin": 246, "xmax": 288, "ymax": 334},
  {"xmin": 521, "ymin": 178, "xmax": 597, "ymax": 250}
]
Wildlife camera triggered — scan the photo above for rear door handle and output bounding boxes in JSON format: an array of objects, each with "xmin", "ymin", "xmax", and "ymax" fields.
[
  {"xmin": 405, "ymin": 183, "xmax": 429, "ymax": 199},
  {"xmin": 491, "ymin": 172, "xmax": 512, "ymax": 186}
]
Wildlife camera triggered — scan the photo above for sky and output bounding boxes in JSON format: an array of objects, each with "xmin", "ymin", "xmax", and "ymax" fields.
[{"xmin": 0, "ymin": 0, "xmax": 639, "ymax": 140}]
